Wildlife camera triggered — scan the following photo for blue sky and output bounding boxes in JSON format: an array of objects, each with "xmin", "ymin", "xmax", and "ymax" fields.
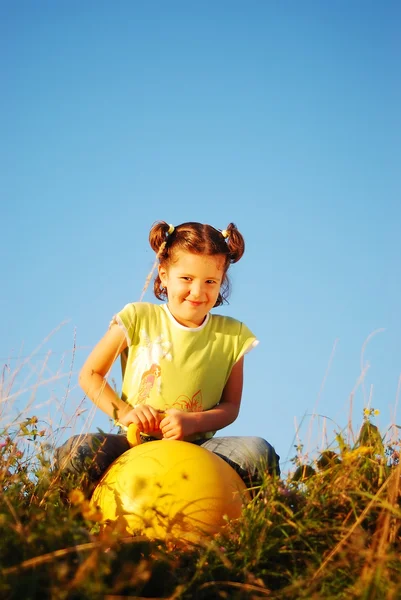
[{"xmin": 1, "ymin": 1, "xmax": 400, "ymax": 474}]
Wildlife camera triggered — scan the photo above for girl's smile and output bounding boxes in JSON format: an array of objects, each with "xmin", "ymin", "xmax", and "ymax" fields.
[{"xmin": 159, "ymin": 251, "xmax": 226, "ymax": 328}]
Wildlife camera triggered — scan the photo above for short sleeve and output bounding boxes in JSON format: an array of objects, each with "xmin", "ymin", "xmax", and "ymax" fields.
[
  {"xmin": 236, "ymin": 322, "xmax": 259, "ymax": 362},
  {"xmin": 110, "ymin": 303, "xmax": 138, "ymax": 346}
]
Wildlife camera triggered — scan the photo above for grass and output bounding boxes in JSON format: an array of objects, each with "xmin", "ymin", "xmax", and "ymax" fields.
[{"xmin": 1, "ymin": 362, "xmax": 400, "ymax": 599}]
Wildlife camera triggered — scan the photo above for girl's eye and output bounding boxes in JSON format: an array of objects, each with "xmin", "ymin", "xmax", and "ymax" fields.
[
  {"xmin": 181, "ymin": 277, "xmax": 192, "ymax": 281},
  {"xmin": 207, "ymin": 280, "xmax": 217, "ymax": 284}
]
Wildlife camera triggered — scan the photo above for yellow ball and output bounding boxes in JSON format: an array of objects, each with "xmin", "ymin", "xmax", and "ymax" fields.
[{"xmin": 91, "ymin": 440, "xmax": 250, "ymax": 542}]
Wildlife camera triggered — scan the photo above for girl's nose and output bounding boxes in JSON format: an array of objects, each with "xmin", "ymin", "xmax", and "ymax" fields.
[{"xmin": 190, "ymin": 282, "xmax": 202, "ymax": 298}]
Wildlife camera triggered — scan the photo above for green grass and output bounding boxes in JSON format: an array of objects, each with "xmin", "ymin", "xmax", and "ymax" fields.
[{"xmin": 1, "ymin": 403, "xmax": 400, "ymax": 599}]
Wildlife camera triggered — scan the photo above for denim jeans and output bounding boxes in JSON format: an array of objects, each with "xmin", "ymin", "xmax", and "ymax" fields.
[{"xmin": 55, "ymin": 432, "xmax": 280, "ymax": 492}]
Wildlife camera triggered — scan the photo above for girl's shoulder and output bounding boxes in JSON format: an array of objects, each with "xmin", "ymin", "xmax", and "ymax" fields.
[
  {"xmin": 118, "ymin": 302, "xmax": 163, "ymax": 317},
  {"xmin": 209, "ymin": 312, "xmax": 252, "ymax": 333},
  {"xmin": 209, "ymin": 312, "xmax": 244, "ymax": 326},
  {"xmin": 210, "ymin": 313, "xmax": 258, "ymax": 354},
  {"xmin": 115, "ymin": 302, "xmax": 165, "ymax": 332},
  {"xmin": 114, "ymin": 303, "xmax": 167, "ymax": 345}
]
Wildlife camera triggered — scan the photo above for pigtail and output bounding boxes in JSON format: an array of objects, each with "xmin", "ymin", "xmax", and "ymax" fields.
[
  {"xmin": 224, "ymin": 222, "xmax": 245, "ymax": 263},
  {"xmin": 138, "ymin": 221, "xmax": 171, "ymax": 302},
  {"xmin": 149, "ymin": 221, "xmax": 172, "ymax": 255}
]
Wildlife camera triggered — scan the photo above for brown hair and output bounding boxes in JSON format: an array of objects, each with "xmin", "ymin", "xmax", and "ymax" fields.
[{"xmin": 149, "ymin": 221, "xmax": 245, "ymax": 307}]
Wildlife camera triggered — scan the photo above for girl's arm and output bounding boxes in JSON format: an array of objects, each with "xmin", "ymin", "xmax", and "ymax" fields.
[
  {"xmin": 80, "ymin": 324, "xmax": 163, "ymax": 432},
  {"xmin": 79, "ymin": 324, "xmax": 132, "ymax": 423},
  {"xmin": 160, "ymin": 357, "xmax": 244, "ymax": 439}
]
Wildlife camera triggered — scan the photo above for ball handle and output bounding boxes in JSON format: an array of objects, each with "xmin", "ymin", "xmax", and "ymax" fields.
[
  {"xmin": 127, "ymin": 412, "xmax": 167, "ymax": 447},
  {"xmin": 127, "ymin": 424, "xmax": 142, "ymax": 447}
]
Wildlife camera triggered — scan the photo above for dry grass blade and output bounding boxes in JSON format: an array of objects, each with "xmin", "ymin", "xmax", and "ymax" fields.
[
  {"xmin": 198, "ymin": 580, "xmax": 271, "ymax": 596},
  {"xmin": 312, "ymin": 462, "xmax": 401, "ymax": 581},
  {"xmin": 1, "ymin": 536, "xmax": 149, "ymax": 576},
  {"xmin": 1, "ymin": 541, "xmax": 100, "ymax": 575}
]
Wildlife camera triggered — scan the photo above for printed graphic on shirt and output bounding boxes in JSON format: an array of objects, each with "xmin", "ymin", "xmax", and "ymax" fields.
[
  {"xmin": 172, "ymin": 389, "xmax": 203, "ymax": 412},
  {"xmin": 128, "ymin": 329, "xmax": 172, "ymax": 399},
  {"xmin": 137, "ymin": 363, "xmax": 162, "ymax": 403}
]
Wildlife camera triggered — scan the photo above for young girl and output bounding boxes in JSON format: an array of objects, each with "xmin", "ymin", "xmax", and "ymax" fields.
[{"xmin": 56, "ymin": 221, "xmax": 280, "ymax": 492}]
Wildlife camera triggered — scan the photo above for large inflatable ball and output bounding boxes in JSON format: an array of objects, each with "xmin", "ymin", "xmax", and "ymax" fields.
[{"xmin": 91, "ymin": 440, "xmax": 250, "ymax": 542}]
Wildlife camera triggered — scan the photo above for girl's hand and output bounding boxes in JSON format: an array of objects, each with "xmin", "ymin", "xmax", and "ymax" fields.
[
  {"xmin": 121, "ymin": 405, "xmax": 163, "ymax": 434},
  {"xmin": 160, "ymin": 409, "xmax": 195, "ymax": 440}
]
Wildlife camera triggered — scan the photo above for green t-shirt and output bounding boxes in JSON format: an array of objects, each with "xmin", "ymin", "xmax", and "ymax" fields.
[{"xmin": 114, "ymin": 302, "xmax": 258, "ymax": 439}]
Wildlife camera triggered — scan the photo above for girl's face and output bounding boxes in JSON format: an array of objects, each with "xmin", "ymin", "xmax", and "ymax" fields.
[{"xmin": 159, "ymin": 251, "xmax": 226, "ymax": 328}]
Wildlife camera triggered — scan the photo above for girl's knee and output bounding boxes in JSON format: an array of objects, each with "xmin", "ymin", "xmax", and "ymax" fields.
[
  {"xmin": 55, "ymin": 432, "xmax": 130, "ymax": 481},
  {"xmin": 55, "ymin": 434, "xmax": 94, "ymax": 474},
  {"xmin": 244, "ymin": 436, "xmax": 281, "ymax": 477},
  {"xmin": 204, "ymin": 435, "xmax": 280, "ymax": 479}
]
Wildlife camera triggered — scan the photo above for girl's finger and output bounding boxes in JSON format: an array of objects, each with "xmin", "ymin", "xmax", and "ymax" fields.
[
  {"xmin": 143, "ymin": 411, "xmax": 155, "ymax": 431},
  {"xmin": 137, "ymin": 413, "xmax": 149, "ymax": 432},
  {"xmin": 130, "ymin": 413, "xmax": 144, "ymax": 430},
  {"xmin": 162, "ymin": 425, "xmax": 175, "ymax": 438}
]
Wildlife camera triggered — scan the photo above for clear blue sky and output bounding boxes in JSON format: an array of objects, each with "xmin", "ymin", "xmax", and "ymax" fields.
[{"xmin": 1, "ymin": 1, "xmax": 400, "ymax": 474}]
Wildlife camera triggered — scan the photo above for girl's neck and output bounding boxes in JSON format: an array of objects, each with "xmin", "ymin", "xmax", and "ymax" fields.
[{"xmin": 163, "ymin": 304, "xmax": 210, "ymax": 330}]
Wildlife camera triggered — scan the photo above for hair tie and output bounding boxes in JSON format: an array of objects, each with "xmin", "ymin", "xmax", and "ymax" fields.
[
  {"xmin": 167, "ymin": 224, "xmax": 175, "ymax": 235},
  {"xmin": 221, "ymin": 229, "xmax": 229, "ymax": 239}
]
